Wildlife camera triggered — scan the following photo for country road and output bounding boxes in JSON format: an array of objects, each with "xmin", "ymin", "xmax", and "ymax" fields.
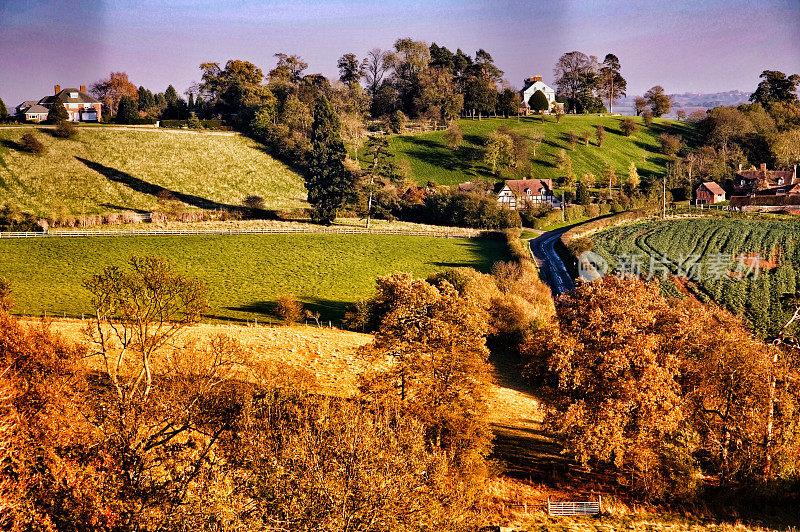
[{"xmin": 529, "ymin": 227, "xmax": 575, "ymax": 297}]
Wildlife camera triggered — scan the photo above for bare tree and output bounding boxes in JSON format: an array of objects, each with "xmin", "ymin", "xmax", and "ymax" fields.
[{"xmin": 364, "ymin": 48, "xmax": 394, "ymax": 95}]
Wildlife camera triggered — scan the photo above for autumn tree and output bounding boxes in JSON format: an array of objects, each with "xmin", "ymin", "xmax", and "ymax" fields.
[
  {"xmin": 90, "ymin": 71, "xmax": 138, "ymax": 115},
  {"xmin": 634, "ymin": 96, "xmax": 648, "ymax": 116},
  {"xmin": 523, "ymin": 278, "xmax": 697, "ymax": 498},
  {"xmin": 604, "ymin": 164, "xmax": 617, "ymax": 195},
  {"xmin": 306, "ymin": 95, "xmax": 353, "ymax": 224},
  {"xmin": 581, "ymin": 129, "xmax": 591, "ymax": 146},
  {"xmin": 627, "ymin": 161, "xmax": 640, "ymax": 189},
  {"xmin": 660, "ymin": 133, "xmax": 683, "ymax": 156},
  {"xmin": 598, "ymin": 53, "xmax": 627, "ymax": 113},
  {"xmin": 445, "ymin": 121, "xmax": 463, "ymax": 150},
  {"xmin": 620, "ymin": 117, "xmax": 638, "ymax": 136},
  {"xmin": 567, "ymin": 130, "xmax": 578, "ymax": 150},
  {"xmin": 645, "ymin": 85, "xmax": 672, "ymax": 117},
  {"xmin": 484, "ymin": 130, "xmax": 515, "ymax": 173},
  {"xmin": 771, "ymin": 129, "xmax": 800, "ymax": 167},
  {"xmin": 595, "ymin": 124, "xmax": 606, "ymax": 146},
  {"xmin": 359, "ymin": 272, "xmax": 494, "ymax": 472}
]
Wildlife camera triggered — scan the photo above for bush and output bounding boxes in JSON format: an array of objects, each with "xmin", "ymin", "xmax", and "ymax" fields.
[
  {"xmin": 643, "ymin": 110, "xmax": 654, "ymax": 127},
  {"xmin": 52, "ymin": 120, "xmax": 78, "ymax": 138},
  {"xmin": 389, "ymin": 110, "xmax": 408, "ymax": 133},
  {"xmin": 242, "ymin": 195, "xmax": 266, "ymax": 210},
  {"xmin": 277, "ymin": 294, "xmax": 303, "ymax": 324},
  {"xmin": 620, "ymin": 118, "xmax": 638, "ymax": 137},
  {"xmin": 19, "ymin": 132, "xmax": 45, "ymax": 154}
]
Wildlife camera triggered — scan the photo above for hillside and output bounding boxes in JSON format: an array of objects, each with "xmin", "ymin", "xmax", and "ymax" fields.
[
  {"xmin": 0, "ymin": 233, "xmax": 507, "ymax": 322},
  {"xmin": 386, "ymin": 115, "xmax": 698, "ymax": 187},
  {"xmin": 589, "ymin": 217, "xmax": 800, "ymax": 338},
  {"xmin": 0, "ymin": 127, "xmax": 307, "ymax": 217}
]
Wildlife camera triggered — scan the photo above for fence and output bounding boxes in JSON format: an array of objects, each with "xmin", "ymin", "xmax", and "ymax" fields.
[
  {"xmin": 546, "ymin": 496, "xmax": 602, "ymax": 517},
  {"xmin": 0, "ymin": 226, "xmax": 484, "ymax": 239}
]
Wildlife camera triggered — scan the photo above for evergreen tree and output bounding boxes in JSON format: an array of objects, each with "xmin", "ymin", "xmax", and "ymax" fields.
[
  {"xmin": 46, "ymin": 98, "xmax": 69, "ymax": 123},
  {"xmin": 164, "ymin": 85, "xmax": 179, "ymax": 107},
  {"xmin": 306, "ymin": 95, "xmax": 353, "ymax": 224},
  {"xmin": 116, "ymin": 95, "xmax": 139, "ymax": 124},
  {"xmin": 528, "ymin": 90, "xmax": 549, "ymax": 114},
  {"xmin": 0, "ymin": 97, "xmax": 7, "ymax": 121},
  {"xmin": 188, "ymin": 92, "xmax": 195, "ymax": 110}
]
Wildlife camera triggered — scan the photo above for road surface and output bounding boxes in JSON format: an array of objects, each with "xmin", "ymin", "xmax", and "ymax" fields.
[{"xmin": 529, "ymin": 227, "xmax": 575, "ymax": 297}]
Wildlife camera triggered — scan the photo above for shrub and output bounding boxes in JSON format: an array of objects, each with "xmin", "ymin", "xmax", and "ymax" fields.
[
  {"xmin": 19, "ymin": 132, "xmax": 45, "ymax": 154},
  {"xmin": 187, "ymin": 115, "xmax": 203, "ymax": 129},
  {"xmin": 52, "ymin": 120, "xmax": 78, "ymax": 138},
  {"xmin": 445, "ymin": 122, "xmax": 463, "ymax": 150},
  {"xmin": 660, "ymin": 133, "xmax": 683, "ymax": 156},
  {"xmin": 389, "ymin": 110, "xmax": 408, "ymax": 133},
  {"xmin": 643, "ymin": 110, "xmax": 654, "ymax": 127},
  {"xmin": 620, "ymin": 118, "xmax": 638, "ymax": 137},
  {"xmin": 242, "ymin": 195, "xmax": 266, "ymax": 210},
  {"xmin": 277, "ymin": 293, "xmax": 303, "ymax": 324},
  {"xmin": 595, "ymin": 124, "xmax": 605, "ymax": 146}
]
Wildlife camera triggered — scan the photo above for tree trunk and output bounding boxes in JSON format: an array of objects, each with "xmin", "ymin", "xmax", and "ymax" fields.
[{"xmin": 764, "ymin": 350, "xmax": 778, "ymax": 482}]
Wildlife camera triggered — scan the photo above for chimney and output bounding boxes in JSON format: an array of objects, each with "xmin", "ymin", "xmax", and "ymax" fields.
[
  {"xmin": 54, "ymin": 84, "xmax": 61, "ymax": 95},
  {"xmin": 80, "ymin": 85, "xmax": 86, "ymax": 93},
  {"xmin": 534, "ymin": 75, "xmax": 543, "ymax": 82},
  {"xmin": 793, "ymin": 165, "xmax": 797, "ymax": 184},
  {"xmin": 760, "ymin": 163, "xmax": 767, "ymax": 172},
  {"xmin": 738, "ymin": 163, "xmax": 742, "ymax": 172}
]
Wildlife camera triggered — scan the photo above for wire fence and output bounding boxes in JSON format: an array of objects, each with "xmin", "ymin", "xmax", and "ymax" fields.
[{"xmin": 0, "ymin": 226, "xmax": 485, "ymax": 239}]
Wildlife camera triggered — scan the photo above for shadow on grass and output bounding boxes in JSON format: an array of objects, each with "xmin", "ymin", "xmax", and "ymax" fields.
[
  {"xmin": 1, "ymin": 139, "xmax": 24, "ymax": 151},
  {"xmin": 76, "ymin": 156, "xmax": 280, "ymax": 219},
  {"xmin": 223, "ymin": 297, "xmax": 351, "ymax": 323}
]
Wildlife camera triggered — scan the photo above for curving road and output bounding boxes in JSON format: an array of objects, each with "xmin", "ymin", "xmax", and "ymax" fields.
[{"xmin": 529, "ymin": 227, "xmax": 575, "ymax": 297}]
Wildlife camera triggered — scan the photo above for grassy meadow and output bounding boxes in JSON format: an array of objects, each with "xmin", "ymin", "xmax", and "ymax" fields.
[
  {"xmin": 386, "ymin": 115, "xmax": 698, "ymax": 186},
  {"xmin": 0, "ymin": 233, "xmax": 507, "ymax": 322},
  {"xmin": 0, "ymin": 127, "xmax": 307, "ymax": 216}
]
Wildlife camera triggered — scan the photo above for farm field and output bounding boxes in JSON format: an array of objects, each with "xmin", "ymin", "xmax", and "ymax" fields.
[
  {"xmin": 385, "ymin": 114, "xmax": 698, "ymax": 186},
  {"xmin": 0, "ymin": 233, "xmax": 507, "ymax": 322},
  {"xmin": 589, "ymin": 218, "xmax": 800, "ymax": 338},
  {"xmin": 0, "ymin": 127, "xmax": 307, "ymax": 216}
]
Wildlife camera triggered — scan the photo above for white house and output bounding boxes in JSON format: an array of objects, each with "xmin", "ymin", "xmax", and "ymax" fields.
[
  {"xmin": 496, "ymin": 179, "xmax": 555, "ymax": 210},
  {"xmin": 521, "ymin": 75, "xmax": 556, "ymax": 113}
]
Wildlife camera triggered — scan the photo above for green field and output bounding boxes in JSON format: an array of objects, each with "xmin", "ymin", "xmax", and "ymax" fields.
[
  {"xmin": 0, "ymin": 234, "xmax": 506, "ymax": 322},
  {"xmin": 590, "ymin": 218, "xmax": 800, "ymax": 338},
  {"xmin": 386, "ymin": 115, "xmax": 697, "ymax": 186},
  {"xmin": 0, "ymin": 127, "xmax": 307, "ymax": 216}
]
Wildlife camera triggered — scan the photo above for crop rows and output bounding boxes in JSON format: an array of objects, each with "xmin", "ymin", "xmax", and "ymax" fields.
[{"xmin": 591, "ymin": 218, "xmax": 800, "ymax": 338}]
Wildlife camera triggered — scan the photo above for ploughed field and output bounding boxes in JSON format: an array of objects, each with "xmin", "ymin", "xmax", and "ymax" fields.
[
  {"xmin": 0, "ymin": 233, "xmax": 507, "ymax": 323},
  {"xmin": 589, "ymin": 218, "xmax": 800, "ymax": 338}
]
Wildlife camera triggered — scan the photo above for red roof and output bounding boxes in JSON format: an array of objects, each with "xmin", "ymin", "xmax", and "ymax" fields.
[
  {"xmin": 699, "ymin": 181, "xmax": 725, "ymax": 196},
  {"xmin": 504, "ymin": 179, "xmax": 553, "ymax": 197}
]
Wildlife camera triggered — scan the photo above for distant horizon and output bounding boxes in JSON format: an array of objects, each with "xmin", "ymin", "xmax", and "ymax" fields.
[{"xmin": 1, "ymin": 0, "xmax": 798, "ymax": 109}]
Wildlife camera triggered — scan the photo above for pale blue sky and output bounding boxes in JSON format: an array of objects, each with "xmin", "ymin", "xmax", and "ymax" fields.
[{"xmin": 1, "ymin": 0, "xmax": 798, "ymax": 107}]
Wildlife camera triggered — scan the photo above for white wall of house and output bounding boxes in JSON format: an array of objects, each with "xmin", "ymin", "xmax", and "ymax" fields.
[{"xmin": 522, "ymin": 81, "xmax": 556, "ymax": 108}]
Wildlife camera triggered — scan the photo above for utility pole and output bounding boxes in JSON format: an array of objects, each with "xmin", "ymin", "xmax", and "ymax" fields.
[
  {"xmin": 365, "ymin": 174, "xmax": 375, "ymax": 229},
  {"xmin": 561, "ymin": 191, "xmax": 566, "ymax": 222},
  {"xmin": 662, "ymin": 173, "xmax": 667, "ymax": 219}
]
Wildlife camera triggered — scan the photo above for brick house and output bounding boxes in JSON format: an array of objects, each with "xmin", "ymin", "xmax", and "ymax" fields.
[
  {"xmin": 695, "ymin": 181, "xmax": 726, "ymax": 204},
  {"xmin": 16, "ymin": 84, "xmax": 101, "ymax": 122},
  {"xmin": 733, "ymin": 163, "xmax": 797, "ymax": 196}
]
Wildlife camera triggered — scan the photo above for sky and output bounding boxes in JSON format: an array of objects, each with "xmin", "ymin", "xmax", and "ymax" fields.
[{"xmin": 1, "ymin": 0, "xmax": 799, "ymax": 108}]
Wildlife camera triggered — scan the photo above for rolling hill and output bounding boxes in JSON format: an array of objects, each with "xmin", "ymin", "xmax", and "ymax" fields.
[
  {"xmin": 0, "ymin": 127, "xmax": 307, "ymax": 217},
  {"xmin": 385, "ymin": 114, "xmax": 698, "ymax": 187}
]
